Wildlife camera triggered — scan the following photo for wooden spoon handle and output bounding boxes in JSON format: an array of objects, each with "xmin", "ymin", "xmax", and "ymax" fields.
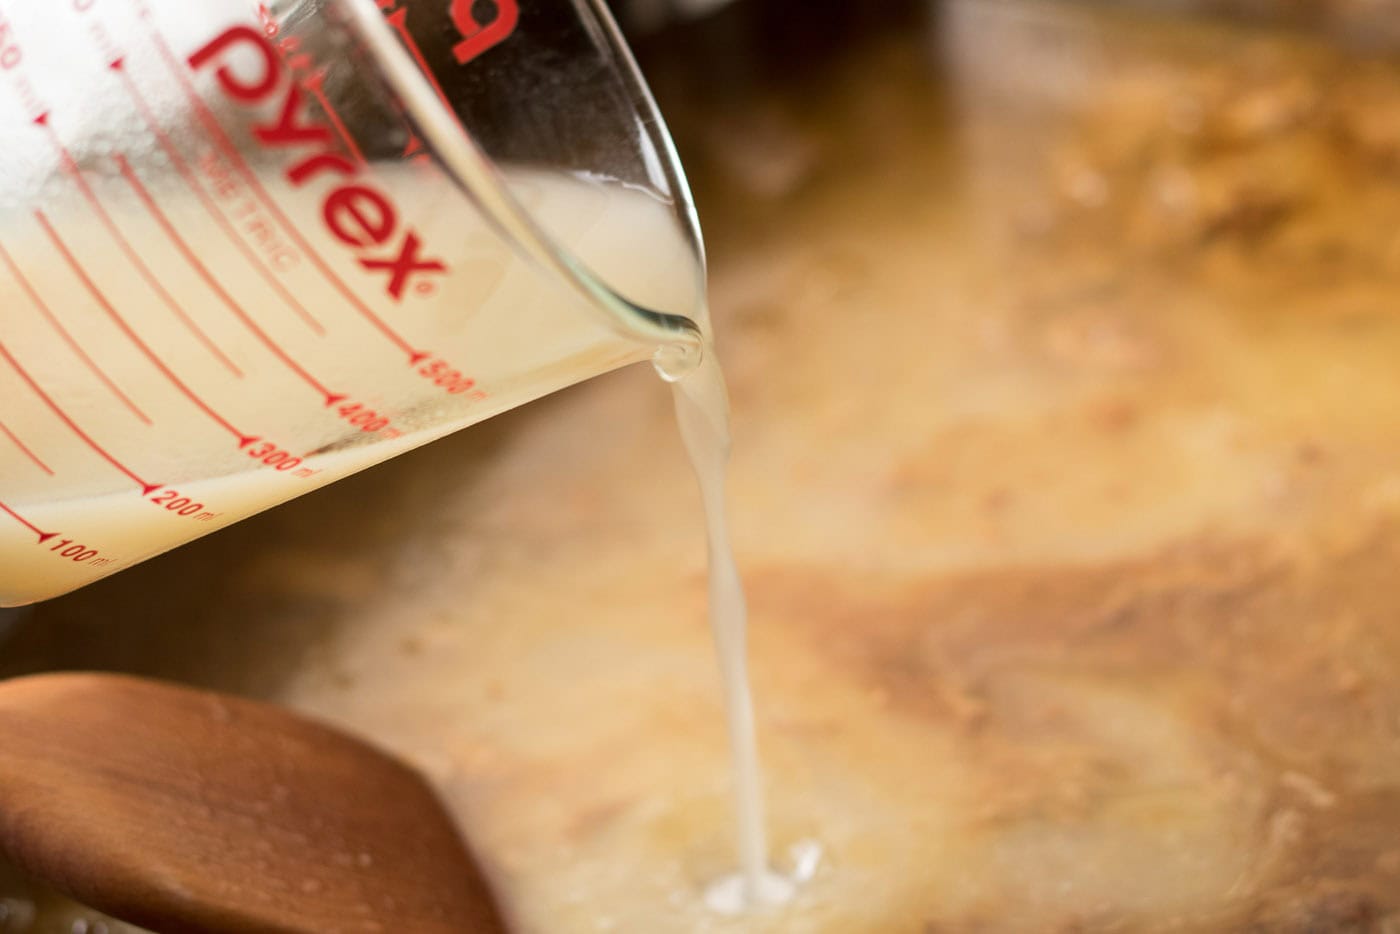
[{"xmin": 0, "ymin": 673, "xmax": 508, "ymax": 933}]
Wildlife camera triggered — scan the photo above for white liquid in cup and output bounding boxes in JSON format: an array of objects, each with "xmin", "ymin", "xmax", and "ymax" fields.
[{"xmin": 0, "ymin": 167, "xmax": 794, "ymax": 912}]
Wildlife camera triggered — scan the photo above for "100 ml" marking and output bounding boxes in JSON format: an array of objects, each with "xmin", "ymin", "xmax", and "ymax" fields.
[{"xmin": 47, "ymin": 538, "xmax": 113, "ymax": 569}]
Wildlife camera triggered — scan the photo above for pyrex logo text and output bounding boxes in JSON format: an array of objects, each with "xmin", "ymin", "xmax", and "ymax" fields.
[
  {"xmin": 188, "ymin": 27, "xmax": 446, "ymax": 301},
  {"xmin": 448, "ymin": 0, "xmax": 519, "ymax": 64}
]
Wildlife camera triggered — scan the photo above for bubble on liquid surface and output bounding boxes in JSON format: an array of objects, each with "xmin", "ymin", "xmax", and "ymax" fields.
[
  {"xmin": 703, "ymin": 840, "xmax": 823, "ymax": 916},
  {"xmin": 703, "ymin": 872, "xmax": 795, "ymax": 916},
  {"xmin": 787, "ymin": 839, "xmax": 823, "ymax": 883}
]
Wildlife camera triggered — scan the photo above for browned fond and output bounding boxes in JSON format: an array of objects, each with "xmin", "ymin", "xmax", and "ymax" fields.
[{"xmin": 5, "ymin": 2, "xmax": 1400, "ymax": 931}]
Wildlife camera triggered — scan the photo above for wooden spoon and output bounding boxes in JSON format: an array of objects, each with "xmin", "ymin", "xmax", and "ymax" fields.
[{"xmin": 0, "ymin": 672, "xmax": 508, "ymax": 933}]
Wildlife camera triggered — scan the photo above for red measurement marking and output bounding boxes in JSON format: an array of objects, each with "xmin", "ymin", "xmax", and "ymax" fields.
[
  {"xmin": 33, "ymin": 114, "xmax": 245, "ymax": 379},
  {"xmin": 115, "ymin": 154, "xmax": 346, "ymax": 408},
  {"xmin": 380, "ymin": 6, "xmax": 457, "ymax": 115},
  {"xmin": 35, "ymin": 212, "xmax": 260, "ymax": 451},
  {"xmin": 0, "ymin": 341, "xmax": 161, "ymax": 495},
  {"xmin": 378, "ymin": 8, "xmax": 452, "ymax": 167},
  {"xmin": 0, "ymin": 420, "xmax": 54, "ymax": 476},
  {"xmin": 302, "ymin": 70, "xmax": 366, "ymax": 165},
  {"xmin": 142, "ymin": 28, "xmax": 431, "ymax": 365},
  {"xmin": 0, "ymin": 501, "xmax": 56, "ymax": 545},
  {"xmin": 109, "ymin": 58, "xmax": 326, "ymax": 337},
  {"xmin": 0, "ymin": 240, "xmax": 153, "ymax": 426}
]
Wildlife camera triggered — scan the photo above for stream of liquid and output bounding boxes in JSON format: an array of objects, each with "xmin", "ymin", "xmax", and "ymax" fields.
[
  {"xmin": 669, "ymin": 351, "xmax": 812, "ymax": 912},
  {"xmin": 1, "ymin": 183, "xmax": 805, "ymax": 920}
]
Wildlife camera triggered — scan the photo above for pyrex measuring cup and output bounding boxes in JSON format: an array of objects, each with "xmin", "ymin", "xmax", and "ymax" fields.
[{"xmin": 0, "ymin": 0, "xmax": 708, "ymax": 605}]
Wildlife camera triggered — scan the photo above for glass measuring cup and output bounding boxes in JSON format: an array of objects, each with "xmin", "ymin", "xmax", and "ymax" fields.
[{"xmin": 0, "ymin": 0, "xmax": 707, "ymax": 605}]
